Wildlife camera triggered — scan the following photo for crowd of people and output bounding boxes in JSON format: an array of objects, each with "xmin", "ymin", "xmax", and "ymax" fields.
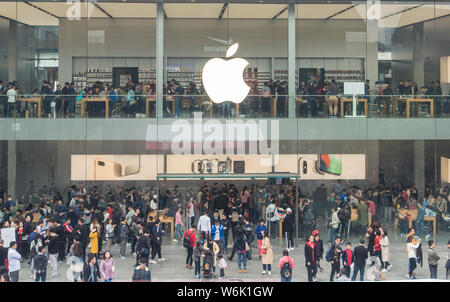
[
  {"xmin": 0, "ymin": 176, "xmax": 448, "ymax": 282},
  {"xmin": 1, "ymin": 77, "xmax": 448, "ymax": 119}
]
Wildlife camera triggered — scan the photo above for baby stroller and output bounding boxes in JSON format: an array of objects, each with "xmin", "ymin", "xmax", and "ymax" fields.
[{"xmin": 202, "ymin": 250, "xmax": 214, "ymax": 280}]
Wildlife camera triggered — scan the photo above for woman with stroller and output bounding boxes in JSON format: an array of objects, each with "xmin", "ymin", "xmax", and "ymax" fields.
[{"xmin": 203, "ymin": 237, "xmax": 220, "ymax": 278}]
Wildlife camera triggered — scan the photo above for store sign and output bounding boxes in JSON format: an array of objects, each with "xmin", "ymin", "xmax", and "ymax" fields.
[{"xmin": 202, "ymin": 43, "xmax": 250, "ymax": 104}]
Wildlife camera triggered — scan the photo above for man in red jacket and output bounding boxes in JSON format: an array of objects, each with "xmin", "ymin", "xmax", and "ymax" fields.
[
  {"xmin": 342, "ymin": 242, "xmax": 353, "ymax": 278},
  {"xmin": 184, "ymin": 225, "xmax": 197, "ymax": 269}
]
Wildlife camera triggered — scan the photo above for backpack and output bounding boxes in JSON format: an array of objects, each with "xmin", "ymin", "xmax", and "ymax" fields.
[
  {"xmin": 280, "ymin": 261, "xmax": 292, "ymax": 279},
  {"xmin": 231, "ymin": 211, "xmax": 239, "ymax": 223},
  {"xmin": 183, "ymin": 231, "xmax": 193, "ymax": 248},
  {"xmin": 325, "ymin": 247, "xmax": 332, "ymax": 262}
]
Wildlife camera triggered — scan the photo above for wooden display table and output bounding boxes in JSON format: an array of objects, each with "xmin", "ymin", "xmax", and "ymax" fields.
[
  {"xmin": 81, "ymin": 97, "xmax": 109, "ymax": 118},
  {"xmin": 147, "ymin": 210, "xmax": 175, "ymax": 240},
  {"xmin": 424, "ymin": 216, "xmax": 437, "ymax": 238},
  {"xmin": 406, "ymin": 98, "xmax": 434, "ymax": 118},
  {"xmin": 340, "ymin": 98, "xmax": 367, "ymax": 117},
  {"xmin": 272, "ymin": 96, "xmax": 277, "ymax": 117},
  {"xmin": 145, "ymin": 96, "xmax": 156, "ymax": 117},
  {"xmin": 17, "ymin": 97, "xmax": 42, "ymax": 118}
]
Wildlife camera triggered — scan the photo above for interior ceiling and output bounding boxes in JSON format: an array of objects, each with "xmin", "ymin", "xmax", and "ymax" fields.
[{"xmin": 0, "ymin": 2, "xmax": 449, "ymax": 27}]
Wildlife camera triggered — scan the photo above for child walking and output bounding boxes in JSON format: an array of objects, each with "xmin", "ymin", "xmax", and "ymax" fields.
[{"xmin": 218, "ymin": 254, "xmax": 227, "ymax": 279}]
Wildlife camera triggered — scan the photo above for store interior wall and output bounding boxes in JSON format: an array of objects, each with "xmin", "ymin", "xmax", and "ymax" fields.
[
  {"xmin": 58, "ymin": 18, "xmax": 369, "ymax": 84},
  {"xmin": 11, "ymin": 139, "xmax": 450, "ymax": 199}
]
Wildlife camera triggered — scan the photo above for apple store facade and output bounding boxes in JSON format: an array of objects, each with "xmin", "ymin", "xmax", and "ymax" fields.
[{"xmin": 1, "ymin": 1, "xmax": 450, "ymax": 241}]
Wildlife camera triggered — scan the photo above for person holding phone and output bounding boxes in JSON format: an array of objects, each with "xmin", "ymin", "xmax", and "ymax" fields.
[{"xmin": 406, "ymin": 235, "xmax": 421, "ymax": 279}]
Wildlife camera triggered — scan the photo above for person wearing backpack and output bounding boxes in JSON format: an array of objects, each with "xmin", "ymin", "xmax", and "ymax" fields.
[
  {"xmin": 278, "ymin": 249, "xmax": 294, "ymax": 282},
  {"xmin": 183, "ymin": 225, "xmax": 197, "ymax": 269},
  {"xmin": 329, "ymin": 236, "xmax": 342, "ymax": 282}
]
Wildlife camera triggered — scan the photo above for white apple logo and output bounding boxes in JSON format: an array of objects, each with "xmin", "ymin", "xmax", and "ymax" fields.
[{"xmin": 202, "ymin": 43, "xmax": 250, "ymax": 104}]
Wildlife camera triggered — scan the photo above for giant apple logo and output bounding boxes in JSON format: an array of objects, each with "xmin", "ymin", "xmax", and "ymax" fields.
[{"xmin": 202, "ymin": 43, "xmax": 250, "ymax": 104}]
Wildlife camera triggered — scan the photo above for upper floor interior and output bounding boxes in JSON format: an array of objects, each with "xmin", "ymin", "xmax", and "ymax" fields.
[{"xmin": 1, "ymin": 0, "xmax": 450, "ymax": 123}]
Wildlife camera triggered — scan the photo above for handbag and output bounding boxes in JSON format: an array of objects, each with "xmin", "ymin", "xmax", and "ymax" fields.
[{"xmin": 245, "ymin": 242, "xmax": 250, "ymax": 251}]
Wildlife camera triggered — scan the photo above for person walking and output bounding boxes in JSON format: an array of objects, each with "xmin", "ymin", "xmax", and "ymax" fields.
[
  {"xmin": 183, "ymin": 225, "xmax": 197, "ymax": 269},
  {"xmin": 304, "ymin": 235, "xmax": 317, "ymax": 282},
  {"xmin": 328, "ymin": 207, "xmax": 340, "ymax": 244},
  {"xmin": 351, "ymin": 239, "xmax": 368, "ymax": 281},
  {"xmin": 150, "ymin": 219, "xmax": 165, "ymax": 263},
  {"xmin": 261, "ymin": 231, "xmax": 274, "ymax": 275},
  {"xmin": 406, "ymin": 235, "xmax": 421, "ymax": 279},
  {"xmin": 211, "ymin": 220, "xmax": 224, "ymax": 254},
  {"xmin": 132, "ymin": 257, "xmax": 151, "ymax": 282},
  {"xmin": 174, "ymin": 207, "xmax": 184, "ymax": 242},
  {"xmin": 46, "ymin": 229, "xmax": 59, "ymax": 278},
  {"xmin": 99, "ymin": 251, "xmax": 115, "ymax": 282},
  {"xmin": 313, "ymin": 230, "xmax": 324, "ymax": 272},
  {"xmin": 136, "ymin": 231, "xmax": 151, "ymax": 266},
  {"xmin": 255, "ymin": 219, "xmax": 267, "ymax": 259},
  {"xmin": 203, "ymin": 237, "xmax": 220, "ymax": 277},
  {"xmin": 70, "ymin": 238, "xmax": 84, "ymax": 282},
  {"xmin": 82, "ymin": 253, "xmax": 101, "ymax": 282},
  {"xmin": 218, "ymin": 254, "xmax": 227, "ymax": 279},
  {"xmin": 119, "ymin": 217, "xmax": 129, "ymax": 259},
  {"xmin": 193, "ymin": 241, "xmax": 204, "ymax": 279},
  {"xmin": 427, "ymin": 240, "xmax": 440, "ymax": 279},
  {"xmin": 7, "ymin": 242, "xmax": 21, "ymax": 282},
  {"xmin": 234, "ymin": 230, "xmax": 247, "ymax": 273},
  {"xmin": 283, "ymin": 208, "xmax": 295, "ymax": 251},
  {"xmin": 104, "ymin": 219, "xmax": 115, "ymax": 253},
  {"xmin": 329, "ymin": 236, "xmax": 342, "ymax": 282},
  {"xmin": 373, "ymin": 230, "xmax": 383, "ymax": 268},
  {"xmin": 198, "ymin": 212, "xmax": 211, "ymax": 244},
  {"xmin": 342, "ymin": 242, "xmax": 353, "ymax": 278},
  {"xmin": 89, "ymin": 227, "xmax": 99, "ymax": 258},
  {"xmin": 278, "ymin": 249, "xmax": 294, "ymax": 282},
  {"xmin": 380, "ymin": 229, "xmax": 391, "ymax": 272},
  {"xmin": 34, "ymin": 246, "xmax": 48, "ymax": 282}
]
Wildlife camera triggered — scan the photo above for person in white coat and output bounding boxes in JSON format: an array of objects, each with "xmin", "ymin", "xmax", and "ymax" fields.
[
  {"xmin": 380, "ymin": 229, "xmax": 391, "ymax": 272},
  {"xmin": 198, "ymin": 211, "xmax": 211, "ymax": 243}
]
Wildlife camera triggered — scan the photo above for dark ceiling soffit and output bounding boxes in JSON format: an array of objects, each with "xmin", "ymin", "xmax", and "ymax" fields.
[
  {"xmin": 218, "ymin": 2, "xmax": 228, "ymax": 19},
  {"xmin": 93, "ymin": 2, "xmax": 114, "ymax": 18},
  {"xmin": 324, "ymin": 3, "xmax": 358, "ymax": 21},
  {"xmin": 380, "ymin": 3, "xmax": 423, "ymax": 20},
  {"xmin": 272, "ymin": 5, "xmax": 287, "ymax": 20},
  {"xmin": 25, "ymin": 1, "xmax": 59, "ymax": 19}
]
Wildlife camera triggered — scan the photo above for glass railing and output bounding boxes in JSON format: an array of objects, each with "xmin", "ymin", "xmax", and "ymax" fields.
[{"xmin": 2, "ymin": 94, "xmax": 449, "ymax": 118}]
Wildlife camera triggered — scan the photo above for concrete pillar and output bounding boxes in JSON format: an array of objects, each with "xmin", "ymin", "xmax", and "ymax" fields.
[
  {"xmin": 8, "ymin": 20, "xmax": 18, "ymax": 82},
  {"xmin": 156, "ymin": 2, "xmax": 164, "ymax": 118},
  {"xmin": 414, "ymin": 140, "xmax": 425, "ymax": 200},
  {"xmin": 287, "ymin": 3, "xmax": 296, "ymax": 118},
  {"xmin": 7, "ymin": 140, "xmax": 16, "ymax": 200},
  {"xmin": 366, "ymin": 20, "xmax": 379, "ymax": 88},
  {"xmin": 367, "ymin": 140, "xmax": 379, "ymax": 186},
  {"xmin": 413, "ymin": 23, "xmax": 425, "ymax": 88}
]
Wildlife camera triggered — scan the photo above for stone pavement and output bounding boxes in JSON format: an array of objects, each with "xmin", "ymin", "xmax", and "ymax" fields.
[{"xmin": 16, "ymin": 233, "xmax": 449, "ymax": 282}]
